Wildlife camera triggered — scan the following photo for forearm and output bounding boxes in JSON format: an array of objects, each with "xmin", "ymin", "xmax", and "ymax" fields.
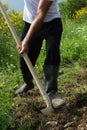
[{"xmin": 23, "ymin": 14, "xmax": 44, "ymax": 44}]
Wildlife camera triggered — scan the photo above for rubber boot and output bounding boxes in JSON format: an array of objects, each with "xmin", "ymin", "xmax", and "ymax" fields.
[
  {"xmin": 43, "ymin": 65, "xmax": 65, "ymax": 108},
  {"xmin": 15, "ymin": 73, "xmax": 34, "ymax": 95}
]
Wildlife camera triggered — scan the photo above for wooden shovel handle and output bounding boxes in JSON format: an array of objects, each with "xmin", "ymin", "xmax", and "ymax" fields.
[{"xmin": 0, "ymin": 2, "xmax": 53, "ymax": 109}]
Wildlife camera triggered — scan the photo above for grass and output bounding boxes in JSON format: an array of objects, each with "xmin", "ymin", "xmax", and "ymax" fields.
[
  {"xmin": 0, "ymin": 17, "xmax": 87, "ymax": 129},
  {"xmin": 60, "ymin": 19, "xmax": 87, "ymax": 64}
]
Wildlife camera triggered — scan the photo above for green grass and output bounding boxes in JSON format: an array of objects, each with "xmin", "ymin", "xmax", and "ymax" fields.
[
  {"xmin": 0, "ymin": 18, "xmax": 87, "ymax": 129},
  {"xmin": 61, "ymin": 19, "xmax": 87, "ymax": 64}
]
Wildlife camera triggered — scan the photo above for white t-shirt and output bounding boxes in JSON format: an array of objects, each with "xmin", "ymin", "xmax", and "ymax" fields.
[{"xmin": 23, "ymin": 0, "xmax": 60, "ymax": 23}]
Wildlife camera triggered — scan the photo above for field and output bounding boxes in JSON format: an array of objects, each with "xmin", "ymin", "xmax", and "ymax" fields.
[{"xmin": 0, "ymin": 6, "xmax": 87, "ymax": 130}]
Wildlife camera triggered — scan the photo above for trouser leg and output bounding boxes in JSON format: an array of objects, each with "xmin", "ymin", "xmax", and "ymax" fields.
[
  {"xmin": 43, "ymin": 19, "xmax": 66, "ymax": 108},
  {"xmin": 43, "ymin": 18, "xmax": 63, "ymax": 95},
  {"xmin": 43, "ymin": 35, "xmax": 61, "ymax": 95},
  {"xmin": 43, "ymin": 65, "xmax": 59, "ymax": 95},
  {"xmin": 15, "ymin": 22, "xmax": 43, "ymax": 94}
]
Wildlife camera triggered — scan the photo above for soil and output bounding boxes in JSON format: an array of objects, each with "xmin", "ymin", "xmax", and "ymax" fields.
[{"xmin": 11, "ymin": 64, "xmax": 87, "ymax": 130}]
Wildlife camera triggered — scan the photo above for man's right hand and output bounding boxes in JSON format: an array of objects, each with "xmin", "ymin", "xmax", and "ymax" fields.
[{"xmin": 16, "ymin": 41, "xmax": 29, "ymax": 54}]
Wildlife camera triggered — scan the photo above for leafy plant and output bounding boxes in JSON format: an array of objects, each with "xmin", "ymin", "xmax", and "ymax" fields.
[
  {"xmin": 73, "ymin": 7, "xmax": 87, "ymax": 22},
  {"xmin": 59, "ymin": 0, "xmax": 87, "ymax": 19},
  {"xmin": 0, "ymin": 86, "xmax": 14, "ymax": 130}
]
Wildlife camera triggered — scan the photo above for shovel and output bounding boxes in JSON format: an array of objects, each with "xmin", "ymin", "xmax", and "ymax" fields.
[{"xmin": 0, "ymin": 1, "xmax": 54, "ymax": 115}]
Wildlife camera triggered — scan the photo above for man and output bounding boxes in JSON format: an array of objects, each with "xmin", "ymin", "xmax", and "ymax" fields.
[{"xmin": 15, "ymin": 0, "xmax": 65, "ymax": 108}]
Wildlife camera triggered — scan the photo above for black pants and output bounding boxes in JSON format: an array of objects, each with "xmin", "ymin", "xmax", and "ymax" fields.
[{"xmin": 20, "ymin": 18, "xmax": 63, "ymax": 78}]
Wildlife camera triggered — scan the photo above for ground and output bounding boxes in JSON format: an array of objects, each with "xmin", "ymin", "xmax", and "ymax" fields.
[{"xmin": 11, "ymin": 64, "xmax": 87, "ymax": 130}]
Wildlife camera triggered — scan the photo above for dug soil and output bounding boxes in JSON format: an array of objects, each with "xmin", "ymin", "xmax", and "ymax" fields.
[{"xmin": 12, "ymin": 64, "xmax": 87, "ymax": 130}]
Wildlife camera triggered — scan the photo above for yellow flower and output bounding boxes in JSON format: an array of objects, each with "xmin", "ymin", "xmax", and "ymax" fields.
[
  {"xmin": 0, "ymin": 10, "xmax": 23, "ymax": 37},
  {"xmin": 73, "ymin": 7, "xmax": 87, "ymax": 20}
]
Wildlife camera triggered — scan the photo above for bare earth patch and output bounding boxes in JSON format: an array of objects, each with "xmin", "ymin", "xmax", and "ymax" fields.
[{"xmin": 11, "ymin": 65, "xmax": 87, "ymax": 130}]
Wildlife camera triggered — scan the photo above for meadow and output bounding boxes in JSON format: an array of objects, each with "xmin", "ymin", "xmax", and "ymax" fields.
[{"xmin": 0, "ymin": 2, "xmax": 87, "ymax": 130}]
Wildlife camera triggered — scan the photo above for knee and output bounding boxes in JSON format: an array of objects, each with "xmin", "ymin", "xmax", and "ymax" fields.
[{"xmin": 47, "ymin": 36, "xmax": 60, "ymax": 49}]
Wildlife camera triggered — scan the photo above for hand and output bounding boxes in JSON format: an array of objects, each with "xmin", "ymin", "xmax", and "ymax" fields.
[{"xmin": 17, "ymin": 40, "xmax": 29, "ymax": 54}]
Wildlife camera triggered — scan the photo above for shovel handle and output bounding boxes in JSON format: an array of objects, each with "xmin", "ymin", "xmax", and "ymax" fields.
[{"xmin": 0, "ymin": 2, "xmax": 52, "ymax": 109}]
